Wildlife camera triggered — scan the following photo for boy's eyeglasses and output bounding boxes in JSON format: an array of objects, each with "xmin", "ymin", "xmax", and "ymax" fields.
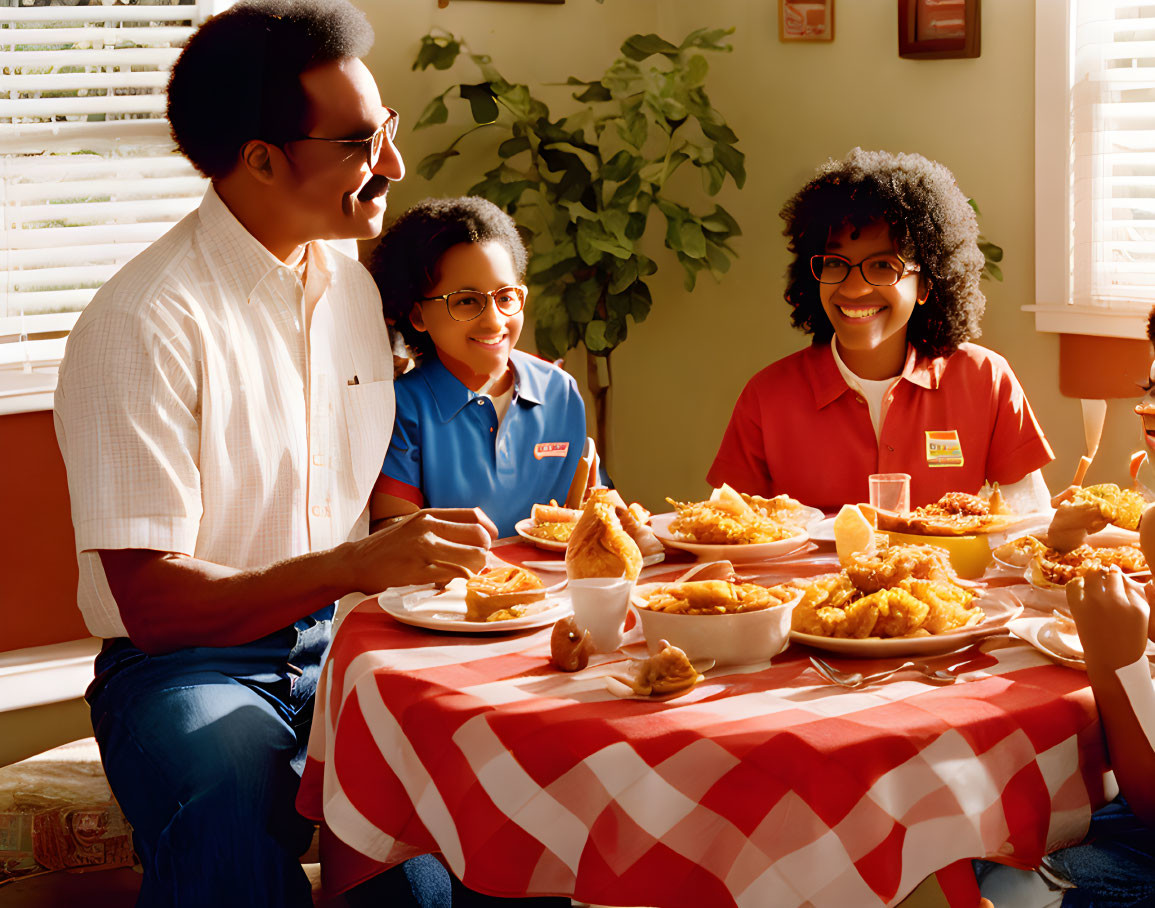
[
  {"xmin": 420, "ymin": 285, "xmax": 527, "ymax": 322},
  {"xmin": 285, "ymin": 108, "xmax": 399, "ymax": 167},
  {"xmin": 810, "ymin": 252, "xmax": 919, "ymax": 287}
]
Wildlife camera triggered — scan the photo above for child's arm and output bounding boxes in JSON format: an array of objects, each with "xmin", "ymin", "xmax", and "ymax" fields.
[
  {"xmin": 1069, "ymin": 566, "xmax": 1155, "ymax": 826},
  {"xmin": 370, "ymin": 491, "xmax": 420, "ymax": 534}
]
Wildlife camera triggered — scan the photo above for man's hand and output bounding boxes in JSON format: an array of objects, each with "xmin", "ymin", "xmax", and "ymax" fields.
[
  {"xmin": 1067, "ymin": 567, "xmax": 1150, "ymax": 674},
  {"xmin": 341, "ymin": 507, "xmax": 497, "ymax": 592},
  {"xmin": 1046, "ymin": 499, "xmax": 1110, "ymax": 553}
]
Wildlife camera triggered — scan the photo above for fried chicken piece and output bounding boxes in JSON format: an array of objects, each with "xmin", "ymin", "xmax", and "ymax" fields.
[
  {"xmin": 524, "ymin": 522, "xmax": 575, "ymax": 543},
  {"xmin": 550, "ymin": 616, "xmax": 593, "ymax": 671},
  {"xmin": 639, "ymin": 580, "xmax": 795, "ymax": 615},
  {"xmin": 1070, "ymin": 484, "xmax": 1146, "ymax": 531},
  {"xmin": 854, "ymin": 588, "xmax": 930, "ymax": 638},
  {"xmin": 740, "ymin": 492, "xmax": 813, "ymax": 530},
  {"xmin": 844, "ymin": 544, "xmax": 957, "ymax": 594},
  {"xmin": 666, "ymin": 498, "xmax": 795, "ymax": 545},
  {"xmin": 789, "ymin": 575, "xmax": 859, "ymax": 634},
  {"xmin": 606, "ymin": 641, "xmax": 703, "ymax": 696},
  {"xmin": 922, "ymin": 492, "xmax": 990, "ymax": 517},
  {"xmin": 566, "ymin": 489, "xmax": 643, "ymax": 580},
  {"xmin": 1039, "ymin": 544, "xmax": 1147, "ymax": 584},
  {"xmin": 899, "ymin": 579, "xmax": 982, "ymax": 634}
]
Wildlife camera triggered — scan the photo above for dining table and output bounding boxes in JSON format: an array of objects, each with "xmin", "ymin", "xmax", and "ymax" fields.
[{"xmin": 296, "ymin": 536, "xmax": 1114, "ymax": 908}]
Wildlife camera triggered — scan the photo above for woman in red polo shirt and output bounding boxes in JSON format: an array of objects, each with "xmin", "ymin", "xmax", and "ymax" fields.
[{"xmin": 708, "ymin": 148, "xmax": 1053, "ymax": 512}]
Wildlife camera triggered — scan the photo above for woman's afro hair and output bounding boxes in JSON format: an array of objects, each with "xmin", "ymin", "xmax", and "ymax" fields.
[{"xmin": 780, "ymin": 147, "xmax": 986, "ymax": 358}]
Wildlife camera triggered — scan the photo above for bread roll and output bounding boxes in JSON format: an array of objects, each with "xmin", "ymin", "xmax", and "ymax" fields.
[{"xmin": 565, "ymin": 489, "xmax": 643, "ymax": 580}]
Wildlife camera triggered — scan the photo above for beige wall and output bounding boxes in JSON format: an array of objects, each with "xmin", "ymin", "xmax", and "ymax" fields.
[{"xmin": 364, "ymin": 0, "xmax": 1139, "ymax": 514}]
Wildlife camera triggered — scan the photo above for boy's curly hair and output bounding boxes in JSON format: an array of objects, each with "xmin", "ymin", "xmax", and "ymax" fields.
[
  {"xmin": 368, "ymin": 196, "xmax": 528, "ymax": 359},
  {"xmin": 779, "ymin": 148, "xmax": 986, "ymax": 358}
]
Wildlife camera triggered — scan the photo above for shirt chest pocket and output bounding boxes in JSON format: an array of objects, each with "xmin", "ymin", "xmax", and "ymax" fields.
[{"xmin": 343, "ymin": 379, "xmax": 394, "ymax": 510}]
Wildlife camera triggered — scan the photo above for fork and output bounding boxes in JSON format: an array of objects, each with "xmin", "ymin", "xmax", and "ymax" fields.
[{"xmin": 809, "ymin": 656, "xmax": 961, "ymax": 689}]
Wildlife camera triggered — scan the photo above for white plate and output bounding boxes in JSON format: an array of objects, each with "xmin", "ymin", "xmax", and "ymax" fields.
[
  {"xmin": 650, "ymin": 512, "xmax": 810, "ymax": 562},
  {"xmin": 515, "ymin": 517, "xmax": 568, "ymax": 552},
  {"xmin": 514, "ymin": 518, "xmax": 666, "ymax": 567},
  {"xmin": 378, "ymin": 579, "xmax": 572, "ymax": 633},
  {"xmin": 809, "ymin": 516, "xmax": 836, "ymax": 544},
  {"xmin": 1008, "ymin": 614, "xmax": 1155, "ymax": 670},
  {"xmin": 789, "ymin": 588, "xmax": 1023, "ymax": 657},
  {"xmin": 1007, "ymin": 615, "xmax": 1086, "ymax": 668}
]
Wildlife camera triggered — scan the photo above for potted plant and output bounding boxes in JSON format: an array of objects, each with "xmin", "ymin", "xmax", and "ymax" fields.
[{"xmin": 411, "ymin": 27, "xmax": 745, "ymax": 461}]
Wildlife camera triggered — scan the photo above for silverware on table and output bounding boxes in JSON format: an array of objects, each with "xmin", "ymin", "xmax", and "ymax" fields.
[{"xmin": 809, "ymin": 655, "xmax": 961, "ymax": 689}]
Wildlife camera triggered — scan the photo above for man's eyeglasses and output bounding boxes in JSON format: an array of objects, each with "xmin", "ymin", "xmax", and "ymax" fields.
[
  {"xmin": 287, "ymin": 108, "xmax": 399, "ymax": 167},
  {"xmin": 420, "ymin": 285, "xmax": 527, "ymax": 322},
  {"xmin": 810, "ymin": 252, "xmax": 919, "ymax": 287}
]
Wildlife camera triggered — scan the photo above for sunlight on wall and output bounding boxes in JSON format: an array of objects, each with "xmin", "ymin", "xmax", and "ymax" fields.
[{"xmin": 363, "ymin": 0, "xmax": 1123, "ymax": 512}]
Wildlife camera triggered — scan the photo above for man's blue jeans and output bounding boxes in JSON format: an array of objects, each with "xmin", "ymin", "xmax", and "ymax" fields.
[{"xmin": 87, "ymin": 605, "xmax": 447, "ymax": 908}]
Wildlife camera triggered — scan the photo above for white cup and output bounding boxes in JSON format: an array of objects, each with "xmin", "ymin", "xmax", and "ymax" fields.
[
  {"xmin": 868, "ymin": 472, "xmax": 911, "ymax": 513},
  {"xmin": 567, "ymin": 578, "xmax": 632, "ymax": 652}
]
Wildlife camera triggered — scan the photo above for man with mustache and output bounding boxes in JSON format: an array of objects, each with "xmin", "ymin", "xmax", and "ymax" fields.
[{"xmin": 52, "ymin": 1, "xmax": 496, "ymax": 904}]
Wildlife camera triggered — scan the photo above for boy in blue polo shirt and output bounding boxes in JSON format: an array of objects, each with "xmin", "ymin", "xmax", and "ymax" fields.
[{"xmin": 367, "ymin": 197, "xmax": 588, "ymax": 537}]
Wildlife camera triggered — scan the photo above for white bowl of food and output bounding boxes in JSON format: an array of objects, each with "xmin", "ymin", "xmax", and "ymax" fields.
[{"xmin": 632, "ymin": 580, "xmax": 802, "ymax": 666}]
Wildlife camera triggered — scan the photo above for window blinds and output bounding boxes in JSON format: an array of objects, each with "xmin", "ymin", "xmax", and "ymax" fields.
[
  {"xmin": 0, "ymin": 1, "xmax": 218, "ymax": 370},
  {"xmin": 1073, "ymin": 1, "xmax": 1155, "ymax": 314}
]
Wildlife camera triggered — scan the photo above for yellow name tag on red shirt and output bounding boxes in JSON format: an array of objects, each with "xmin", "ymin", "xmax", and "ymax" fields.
[
  {"xmin": 925, "ymin": 430, "xmax": 964, "ymax": 468},
  {"xmin": 534, "ymin": 442, "xmax": 569, "ymax": 460}
]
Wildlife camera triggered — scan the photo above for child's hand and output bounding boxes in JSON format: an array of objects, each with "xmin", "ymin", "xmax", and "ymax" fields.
[
  {"xmin": 1068, "ymin": 566, "xmax": 1150, "ymax": 673},
  {"xmin": 1046, "ymin": 499, "xmax": 1110, "ymax": 552}
]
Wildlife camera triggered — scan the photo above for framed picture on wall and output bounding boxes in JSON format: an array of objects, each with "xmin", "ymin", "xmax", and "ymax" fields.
[
  {"xmin": 779, "ymin": 1, "xmax": 834, "ymax": 43},
  {"xmin": 438, "ymin": 0, "xmax": 563, "ymax": 6},
  {"xmin": 898, "ymin": 0, "xmax": 979, "ymax": 59}
]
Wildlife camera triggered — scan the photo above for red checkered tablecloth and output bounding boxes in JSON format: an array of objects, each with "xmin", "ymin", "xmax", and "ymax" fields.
[{"xmin": 297, "ymin": 548, "xmax": 1111, "ymax": 907}]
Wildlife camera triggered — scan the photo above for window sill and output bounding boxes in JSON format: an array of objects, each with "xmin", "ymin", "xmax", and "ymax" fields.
[
  {"xmin": 0, "ymin": 368, "xmax": 59, "ymax": 415},
  {"xmin": 1026, "ymin": 305, "xmax": 1149, "ymax": 340}
]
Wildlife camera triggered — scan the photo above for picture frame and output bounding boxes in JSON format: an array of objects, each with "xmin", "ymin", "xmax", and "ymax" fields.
[
  {"xmin": 898, "ymin": 0, "xmax": 980, "ymax": 59},
  {"xmin": 778, "ymin": 1, "xmax": 835, "ymax": 43},
  {"xmin": 438, "ymin": 0, "xmax": 562, "ymax": 6}
]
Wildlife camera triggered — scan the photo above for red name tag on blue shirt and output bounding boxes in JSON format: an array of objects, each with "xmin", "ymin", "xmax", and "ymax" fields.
[{"xmin": 534, "ymin": 442, "xmax": 569, "ymax": 460}]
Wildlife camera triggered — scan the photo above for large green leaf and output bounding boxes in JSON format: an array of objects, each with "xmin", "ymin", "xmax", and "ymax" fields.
[
  {"xmin": 416, "ymin": 149, "xmax": 460, "ymax": 180},
  {"xmin": 608, "ymin": 257, "xmax": 638, "ymax": 295},
  {"xmin": 601, "ymin": 150, "xmax": 638, "ymax": 182},
  {"xmin": 705, "ymin": 238, "xmax": 732, "ymax": 274},
  {"xmin": 700, "ymin": 160, "xmax": 724, "ymax": 196},
  {"xmin": 584, "ymin": 319, "xmax": 609, "ymax": 353},
  {"xmin": 679, "ymin": 26, "xmax": 734, "ymax": 52},
  {"xmin": 563, "ymin": 279, "xmax": 600, "ymax": 322},
  {"xmin": 413, "ymin": 35, "xmax": 461, "ymax": 71},
  {"xmin": 470, "ymin": 177, "xmax": 534, "ymax": 208},
  {"xmin": 701, "ymin": 204, "xmax": 741, "ymax": 236},
  {"xmin": 460, "ymin": 84, "xmax": 499, "ymax": 124},
  {"xmin": 700, "ymin": 119, "xmax": 738, "ymax": 144},
  {"xmin": 616, "ymin": 106, "xmax": 648, "ymax": 149},
  {"xmin": 685, "ymin": 54, "xmax": 709, "ymax": 88},
  {"xmin": 713, "ymin": 143, "xmax": 746, "ymax": 188},
  {"xmin": 414, "ymin": 94, "xmax": 449, "ymax": 131},
  {"xmin": 628, "ymin": 281, "xmax": 653, "ymax": 322},
  {"xmin": 679, "ymin": 221, "xmax": 707, "ymax": 258},
  {"xmin": 567, "ymin": 77, "xmax": 612, "ymax": 103},
  {"xmin": 498, "ymin": 135, "xmax": 531, "ymax": 158},
  {"xmin": 621, "ymin": 33, "xmax": 680, "ymax": 61}
]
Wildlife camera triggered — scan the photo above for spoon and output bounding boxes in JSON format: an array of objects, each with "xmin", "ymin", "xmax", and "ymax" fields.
[{"xmin": 809, "ymin": 655, "xmax": 960, "ymax": 689}]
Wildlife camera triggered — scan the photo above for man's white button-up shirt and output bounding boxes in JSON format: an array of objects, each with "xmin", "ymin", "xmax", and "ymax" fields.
[{"xmin": 54, "ymin": 187, "xmax": 393, "ymax": 639}]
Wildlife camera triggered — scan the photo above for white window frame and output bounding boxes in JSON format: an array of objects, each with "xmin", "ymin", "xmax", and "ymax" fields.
[{"xmin": 1032, "ymin": 1, "xmax": 1155, "ymax": 340}]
